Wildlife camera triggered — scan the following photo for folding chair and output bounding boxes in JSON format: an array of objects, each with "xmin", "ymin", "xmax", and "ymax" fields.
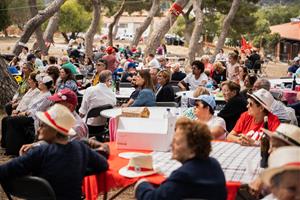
[
  {"xmin": 1, "ymin": 176, "xmax": 56, "ymax": 200},
  {"xmin": 85, "ymin": 104, "xmax": 113, "ymax": 142}
]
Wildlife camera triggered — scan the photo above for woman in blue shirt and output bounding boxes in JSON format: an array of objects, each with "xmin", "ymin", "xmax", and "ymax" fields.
[{"xmin": 131, "ymin": 70, "xmax": 156, "ymax": 107}]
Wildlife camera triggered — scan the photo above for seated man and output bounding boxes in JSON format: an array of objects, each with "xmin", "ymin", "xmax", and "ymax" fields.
[
  {"xmin": 260, "ymin": 147, "xmax": 300, "ymax": 200},
  {"xmin": 178, "ymin": 60, "xmax": 208, "ymax": 91},
  {"xmin": 121, "ymin": 62, "xmax": 137, "ymax": 82},
  {"xmin": 0, "ymin": 104, "xmax": 108, "ymax": 200},
  {"xmin": 134, "ymin": 117, "xmax": 227, "ymax": 200},
  {"xmin": 79, "ymin": 70, "xmax": 116, "ymax": 138}
]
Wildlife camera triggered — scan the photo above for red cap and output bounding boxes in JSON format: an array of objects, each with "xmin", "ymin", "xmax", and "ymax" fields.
[
  {"xmin": 106, "ymin": 46, "xmax": 115, "ymax": 54},
  {"xmin": 48, "ymin": 89, "xmax": 78, "ymax": 106}
]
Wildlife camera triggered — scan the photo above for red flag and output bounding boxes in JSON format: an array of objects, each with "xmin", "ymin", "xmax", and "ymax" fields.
[{"xmin": 241, "ymin": 36, "xmax": 252, "ymax": 53}]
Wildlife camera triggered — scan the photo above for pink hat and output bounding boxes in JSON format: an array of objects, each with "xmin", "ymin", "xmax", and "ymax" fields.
[{"xmin": 48, "ymin": 89, "xmax": 78, "ymax": 106}]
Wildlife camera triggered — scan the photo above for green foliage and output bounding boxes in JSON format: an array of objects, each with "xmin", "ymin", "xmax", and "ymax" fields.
[
  {"xmin": 0, "ymin": 0, "xmax": 10, "ymax": 31},
  {"xmin": 170, "ymin": 16, "xmax": 185, "ymax": 37},
  {"xmin": 257, "ymin": 3, "xmax": 300, "ymax": 26},
  {"xmin": 59, "ymin": 0, "xmax": 91, "ymax": 33}
]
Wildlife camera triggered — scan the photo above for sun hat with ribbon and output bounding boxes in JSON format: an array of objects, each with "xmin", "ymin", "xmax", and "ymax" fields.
[
  {"xmin": 262, "ymin": 123, "xmax": 300, "ymax": 146},
  {"xmin": 119, "ymin": 154, "xmax": 157, "ymax": 178},
  {"xmin": 248, "ymin": 88, "xmax": 274, "ymax": 112},
  {"xmin": 48, "ymin": 89, "xmax": 78, "ymax": 107},
  {"xmin": 36, "ymin": 104, "xmax": 76, "ymax": 136},
  {"xmin": 260, "ymin": 146, "xmax": 300, "ymax": 186}
]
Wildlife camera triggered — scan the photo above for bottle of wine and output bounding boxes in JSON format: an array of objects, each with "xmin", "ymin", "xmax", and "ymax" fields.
[
  {"xmin": 115, "ymin": 79, "xmax": 120, "ymax": 94},
  {"xmin": 260, "ymin": 116, "xmax": 270, "ymax": 168},
  {"xmin": 292, "ymin": 74, "xmax": 297, "ymax": 90}
]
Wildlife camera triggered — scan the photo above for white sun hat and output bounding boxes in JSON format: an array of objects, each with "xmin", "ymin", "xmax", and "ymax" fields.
[
  {"xmin": 262, "ymin": 123, "xmax": 300, "ymax": 146},
  {"xmin": 260, "ymin": 146, "xmax": 300, "ymax": 186},
  {"xmin": 248, "ymin": 88, "xmax": 274, "ymax": 112},
  {"xmin": 119, "ymin": 154, "xmax": 157, "ymax": 178},
  {"xmin": 36, "ymin": 104, "xmax": 76, "ymax": 136}
]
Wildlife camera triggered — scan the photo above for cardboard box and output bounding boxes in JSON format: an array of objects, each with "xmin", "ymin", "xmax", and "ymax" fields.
[
  {"xmin": 116, "ymin": 116, "xmax": 176, "ymax": 151},
  {"xmin": 121, "ymin": 107, "xmax": 150, "ymax": 118}
]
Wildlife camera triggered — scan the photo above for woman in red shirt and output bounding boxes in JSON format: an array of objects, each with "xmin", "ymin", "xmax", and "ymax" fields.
[{"xmin": 227, "ymin": 88, "xmax": 280, "ymax": 146}]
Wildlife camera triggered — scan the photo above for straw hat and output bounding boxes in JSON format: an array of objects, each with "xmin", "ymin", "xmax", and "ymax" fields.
[
  {"xmin": 36, "ymin": 104, "xmax": 76, "ymax": 136},
  {"xmin": 119, "ymin": 154, "xmax": 157, "ymax": 178},
  {"xmin": 262, "ymin": 123, "xmax": 300, "ymax": 146},
  {"xmin": 260, "ymin": 146, "xmax": 300, "ymax": 186},
  {"xmin": 248, "ymin": 88, "xmax": 274, "ymax": 112}
]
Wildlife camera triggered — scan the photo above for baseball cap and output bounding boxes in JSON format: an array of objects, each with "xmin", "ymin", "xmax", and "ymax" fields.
[
  {"xmin": 48, "ymin": 89, "xmax": 78, "ymax": 106},
  {"xmin": 193, "ymin": 95, "xmax": 216, "ymax": 110}
]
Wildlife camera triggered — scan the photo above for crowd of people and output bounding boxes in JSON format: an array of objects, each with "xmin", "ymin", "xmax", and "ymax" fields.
[{"xmin": 0, "ymin": 41, "xmax": 300, "ymax": 200}]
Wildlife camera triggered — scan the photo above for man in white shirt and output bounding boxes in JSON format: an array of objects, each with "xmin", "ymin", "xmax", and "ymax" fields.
[
  {"xmin": 79, "ymin": 70, "xmax": 116, "ymax": 135},
  {"xmin": 178, "ymin": 60, "xmax": 208, "ymax": 91}
]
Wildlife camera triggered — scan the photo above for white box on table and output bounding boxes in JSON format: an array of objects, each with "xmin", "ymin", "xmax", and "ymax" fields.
[{"xmin": 116, "ymin": 116, "xmax": 176, "ymax": 151}]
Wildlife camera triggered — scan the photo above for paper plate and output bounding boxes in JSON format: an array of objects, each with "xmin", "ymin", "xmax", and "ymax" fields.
[{"xmin": 118, "ymin": 152, "xmax": 149, "ymax": 159}]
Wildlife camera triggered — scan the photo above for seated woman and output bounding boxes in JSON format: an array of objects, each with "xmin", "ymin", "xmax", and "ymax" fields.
[
  {"xmin": 2, "ymin": 75, "xmax": 53, "ymax": 155},
  {"xmin": 0, "ymin": 104, "xmax": 108, "ymax": 199},
  {"xmin": 130, "ymin": 70, "xmax": 156, "ymax": 107},
  {"xmin": 212, "ymin": 61, "xmax": 226, "ymax": 85},
  {"xmin": 238, "ymin": 66, "xmax": 248, "ymax": 90},
  {"xmin": 5, "ymin": 62, "xmax": 34, "ymax": 115},
  {"xmin": 134, "ymin": 117, "xmax": 227, "ymax": 200},
  {"xmin": 156, "ymin": 70, "xmax": 175, "ymax": 102},
  {"xmin": 183, "ymin": 87, "xmax": 209, "ymax": 120},
  {"xmin": 12, "ymin": 72, "xmax": 41, "ymax": 115},
  {"xmin": 193, "ymin": 95, "xmax": 227, "ymax": 140},
  {"xmin": 218, "ymin": 81, "xmax": 247, "ymax": 132},
  {"xmin": 56, "ymin": 67, "xmax": 78, "ymax": 93},
  {"xmin": 240, "ymin": 74, "xmax": 257, "ymax": 98},
  {"xmin": 227, "ymin": 89, "xmax": 280, "ymax": 146},
  {"xmin": 260, "ymin": 147, "xmax": 300, "ymax": 200}
]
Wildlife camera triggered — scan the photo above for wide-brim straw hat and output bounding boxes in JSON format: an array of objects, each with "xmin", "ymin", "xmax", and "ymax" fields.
[
  {"xmin": 262, "ymin": 123, "xmax": 300, "ymax": 146},
  {"xmin": 260, "ymin": 146, "xmax": 300, "ymax": 186},
  {"xmin": 248, "ymin": 88, "xmax": 274, "ymax": 112},
  {"xmin": 119, "ymin": 154, "xmax": 157, "ymax": 178},
  {"xmin": 36, "ymin": 104, "xmax": 76, "ymax": 136}
]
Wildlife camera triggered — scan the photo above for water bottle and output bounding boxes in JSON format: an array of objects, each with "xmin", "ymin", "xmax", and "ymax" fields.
[
  {"xmin": 205, "ymin": 80, "xmax": 214, "ymax": 92},
  {"xmin": 115, "ymin": 79, "xmax": 120, "ymax": 94},
  {"xmin": 164, "ymin": 108, "xmax": 173, "ymax": 119},
  {"xmin": 181, "ymin": 93, "xmax": 188, "ymax": 111}
]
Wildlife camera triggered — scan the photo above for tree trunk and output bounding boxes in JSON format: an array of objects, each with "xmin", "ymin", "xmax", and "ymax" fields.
[
  {"xmin": 61, "ymin": 32, "xmax": 69, "ymax": 43},
  {"xmin": 130, "ymin": 0, "xmax": 160, "ymax": 48},
  {"xmin": 112, "ymin": 16, "xmax": 120, "ymax": 39},
  {"xmin": 12, "ymin": 0, "xmax": 66, "ymax": 56},
  {"xmin": 182, "ymin": 5, "xmax": 195, "ymax": 45},
  {"xmin": 107, "ymin": 0, "xmax": 126, "ymax": 46},
  {"xmin": 144, "ymin": 0, "xmax": 189, "ymax": 57},
  {"xmin": 0, "ymin": 56, "xmax": 18, "ymax": 106},
  {"xmin": 213, "ymin": 0, "xmax": 241, "ymax": 60},
  {"xmin": 85, "ymin": 0, "xmax": 101, "ymax": 59},
  {"xmin": 188, "ymin": 0, "xmax": 203, "ymax": 64},
  {"xmin": 28, "ymin": 0, "xmax": 48, "ymax": 55},
  {"xmin": 43, "ymin": 11, "xmax": 60, "ymax": 53}
]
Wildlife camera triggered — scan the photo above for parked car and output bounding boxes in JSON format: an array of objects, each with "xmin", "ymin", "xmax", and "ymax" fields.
[
  {"xmin": 119, "ymin": 34, "xmax": 133, "ymax": 41},
  {"xmin": 164, "ymin": 34, "xmax": 184, "ymax": 46}
]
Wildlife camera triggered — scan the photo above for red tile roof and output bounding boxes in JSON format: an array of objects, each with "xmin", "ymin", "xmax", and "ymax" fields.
[{"xmin": 270, "ymin": 22, "xmax": 300, "ymax": 41}]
